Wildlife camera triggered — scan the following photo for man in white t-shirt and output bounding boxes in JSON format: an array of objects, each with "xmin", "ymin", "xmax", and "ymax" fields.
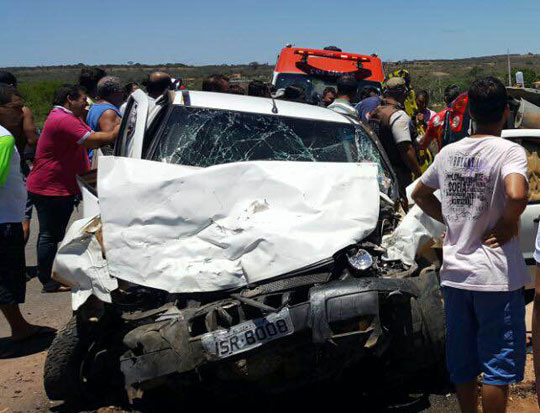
[{"xmin": 412, "ymin": 77, "xmax": 529, "ymax": 413}]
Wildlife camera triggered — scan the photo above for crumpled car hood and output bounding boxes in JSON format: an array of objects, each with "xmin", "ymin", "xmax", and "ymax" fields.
[
  {"xmin": 97, "ymin": 157, "xmax": 381, "ymax": 293},
  {"xmin": 54, "ymin": 157, "xmax": 383, "ymax": 308}
]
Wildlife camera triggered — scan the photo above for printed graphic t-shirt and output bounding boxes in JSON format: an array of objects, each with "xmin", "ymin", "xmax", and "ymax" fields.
[
  {"xmin": 421, "ymin": 136, "xmax": 530, "ymax": 292},
  {"xmin": 27, "ymin": 107, "xmax": 91, "ymax": 196}
]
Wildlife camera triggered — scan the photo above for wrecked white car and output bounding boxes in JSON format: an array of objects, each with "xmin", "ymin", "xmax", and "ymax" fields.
[{"xmin": 44, "ymin": 90, "xmax": 446, "ymax": 404}]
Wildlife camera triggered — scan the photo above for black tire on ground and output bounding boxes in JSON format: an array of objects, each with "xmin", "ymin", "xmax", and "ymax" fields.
[{"xmin": 44, "ymin": 316, "xmax": 88, "ymax": 402}]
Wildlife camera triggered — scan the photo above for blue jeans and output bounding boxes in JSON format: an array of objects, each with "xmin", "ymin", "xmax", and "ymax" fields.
[
  {"xmin": 443, "ymin": 286, "xmax": 526, "ymax": 386},
  {"xmin": 29, "ymin": 193, "xmax": 75, "ymax": 286}
]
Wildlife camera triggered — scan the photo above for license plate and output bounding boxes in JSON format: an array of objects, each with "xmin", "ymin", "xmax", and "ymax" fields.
[{"xmin": 201, "ymin": 308, "xmax": 294, "ymax": 359}]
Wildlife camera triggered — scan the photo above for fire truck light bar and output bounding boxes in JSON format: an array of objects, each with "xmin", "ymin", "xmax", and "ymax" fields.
[{"xmin": 294, "ymin": 49, "xmax": 370, "ymax": 62}]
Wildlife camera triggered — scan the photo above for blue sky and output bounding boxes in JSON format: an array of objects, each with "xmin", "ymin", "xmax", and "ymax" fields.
[{"xmin": 1, "ymin": 0, "xmax": 539, "ymax": 67}]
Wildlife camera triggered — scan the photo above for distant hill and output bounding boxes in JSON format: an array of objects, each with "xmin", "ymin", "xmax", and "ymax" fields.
[{"xmin": 4, "ymin": 62, "xmax": 274, "ymax": 91}]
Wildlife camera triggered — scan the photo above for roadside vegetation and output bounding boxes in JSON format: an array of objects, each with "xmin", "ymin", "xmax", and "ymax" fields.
[{"xmin": 5, "ymin": 53, "xmax": 540, "ymax": 126}]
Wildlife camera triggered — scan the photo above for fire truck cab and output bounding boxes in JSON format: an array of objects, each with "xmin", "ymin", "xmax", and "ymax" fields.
[{"xmin": 272, "ymin": 46, "xmax": 385, "ymax": 104}]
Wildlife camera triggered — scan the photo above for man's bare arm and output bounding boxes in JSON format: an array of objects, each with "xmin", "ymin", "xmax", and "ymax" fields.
[
  {"xmin": 97, "ymin": 109, "xmax": 121, "ymax": 133},
  {"xmin": 82, "ymin": 124, "xmax": 120, "ymax": 149},
  {"xmin": 22, "ymin": 106, "xmax": 39, "ymax": 147},
  {"xmin": 483, "ymin": 173, "xmax": 528, "ymax": 248},
  {"xmin": 411, "ymin": 180, "xmax": 444, "ymax": 223},
  {"xmin": 398, "ymin": 142, "xmax": 422, "ymax": 178}
]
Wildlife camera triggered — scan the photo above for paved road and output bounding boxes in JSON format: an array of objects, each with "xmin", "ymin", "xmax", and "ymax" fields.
[{"xmin": 0, "ymin": 211, "xmax": 534, "ymax": 412}]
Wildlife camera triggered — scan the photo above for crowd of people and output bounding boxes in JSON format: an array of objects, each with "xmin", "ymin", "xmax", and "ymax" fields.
[{"xmin": 0, "ymin": 65, "xmax": 539, "ymax": 412}]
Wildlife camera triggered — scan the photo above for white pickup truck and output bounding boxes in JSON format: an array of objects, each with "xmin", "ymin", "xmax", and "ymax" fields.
[{"xmin": 501, "ymin": 129, "xmax": 540, "ymax": 277}]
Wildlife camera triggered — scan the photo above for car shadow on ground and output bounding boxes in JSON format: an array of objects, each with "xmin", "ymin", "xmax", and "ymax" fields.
[
  {"xmin": 0, "ymin": 332, "xmax": 55, "ymax": 359},
  {"xmin": 47, "ymin": 376, "xmax": 455, "ymax": 413}
]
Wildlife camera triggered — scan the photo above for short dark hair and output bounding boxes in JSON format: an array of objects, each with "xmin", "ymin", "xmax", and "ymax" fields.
[
  {"xmin": 202, "ymin": 74, "xmax": 229, "ymax": 92},
  {"xmin": 322, "ymin": 87, "xmax": 336, "ymax": 97},
  {"xmin": 247, "ymin": 80, "xmax": 269, "ymax": 97},
  {"xmin": 444, "ymin": 84, "xmax": 460, "ymax": 105},
  {"xmin": 78, "ymin": 67, "xmax": 107, "ymax": 95},
  {"xmin": 358, "ymin": 85, "xmax": 378, "ymax": 100},
  {"xmin": 124, "ymin": 82, "xmax": 139, "ymax": 95},
  {"xmin": 417, "ymin": 89, "xmax": 430, "ymax": 100},
  {"xmin": 96, "ymin": 76, "xmax": 122, "ymax": 99},
  {"xmin": 0, "ymin": 71, "xmax": 17, "ymax": 87},
  {"xmin": 336, "ymin": 76, "xmax": 357, "ymax": 98},
  {"xmin": 228, "ymin": 84, "xmax": 245, "ymax": 95},
  {"xmin": 283, "ymin": 84, "xmax": 305, "ymax": 101},
  {"xmin": 0, "ymin": 83, "xmax": 19, "ymax": 105},
  {"xmin": 52, "ymin": 84, "xmax": 84, "ymax": 106},
  {"xmin": 468, "ymin": 77, "xmax": 508, "ymax": 125}
]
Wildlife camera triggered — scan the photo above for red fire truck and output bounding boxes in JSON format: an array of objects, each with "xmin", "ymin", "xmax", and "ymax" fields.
[{"xmin": 272, "ymin": 45, "xmax": 385, "ymax": 104}]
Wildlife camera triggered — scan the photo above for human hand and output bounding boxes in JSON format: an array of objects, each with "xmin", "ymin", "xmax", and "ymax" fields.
[{"xmin": 483, "ymin": 219, "xmax": 518, "ymax": 248}]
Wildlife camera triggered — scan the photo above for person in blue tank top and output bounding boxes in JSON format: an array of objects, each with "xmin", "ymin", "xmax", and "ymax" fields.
[
  {"xmin": 86, "ymin": 76, "xmax": 123, "ymax": 162},
  {"xmin": 86, "ymin": 76, "xmax": 123, "ymax": 133}
]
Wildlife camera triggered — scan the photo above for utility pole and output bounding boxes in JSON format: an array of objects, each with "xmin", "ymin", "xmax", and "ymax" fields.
[{"xmin": 507, "ymin": 49, "xmax": 512, "ymax": 86}]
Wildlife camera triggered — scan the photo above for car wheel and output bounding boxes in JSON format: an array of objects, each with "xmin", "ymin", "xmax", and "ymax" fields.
[{"xmin": 44, "ymin": 316, "xmax": 89, "ymax": 402}]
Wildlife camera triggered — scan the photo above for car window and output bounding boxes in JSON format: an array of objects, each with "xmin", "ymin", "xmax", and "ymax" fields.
[{"xmin": 151, "ymin": 106, "xmax": 397, "ymax": 199}]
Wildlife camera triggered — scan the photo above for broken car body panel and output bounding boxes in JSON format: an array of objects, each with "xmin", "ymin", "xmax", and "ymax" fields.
[{"xmin": 56, "ymin": 158, "xmax": 382, "ymax": 308}]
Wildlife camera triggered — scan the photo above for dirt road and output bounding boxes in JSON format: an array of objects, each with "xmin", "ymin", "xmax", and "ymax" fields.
[{"xmin": 0, "ymin": 214, "xmax": 538, "ymax": 412}]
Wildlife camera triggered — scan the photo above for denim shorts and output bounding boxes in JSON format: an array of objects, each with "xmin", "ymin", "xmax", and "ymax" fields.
[{"xmin": 443, "ymin": 286, "xmax": 526, "ymax": 386}]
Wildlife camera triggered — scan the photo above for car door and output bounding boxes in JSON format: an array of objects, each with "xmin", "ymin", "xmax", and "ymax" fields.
[{"xmin": 115, "ymin": 89, "xmax": 149, "ymax": 159}]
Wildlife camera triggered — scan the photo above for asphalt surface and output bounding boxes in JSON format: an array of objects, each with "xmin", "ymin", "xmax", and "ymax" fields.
[{"xmin": 0, "ymin": 210, "xmax": 534, "ymax": 412}]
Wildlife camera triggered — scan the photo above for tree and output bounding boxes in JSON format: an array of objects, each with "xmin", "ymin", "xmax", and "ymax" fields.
[{"xmin": 249, "ymin": 61, "xmax": 259, "ymax": 71}]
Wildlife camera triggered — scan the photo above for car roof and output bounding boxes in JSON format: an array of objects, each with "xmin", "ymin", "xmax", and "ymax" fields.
[
  {"xmin": 502, "ymin": 129, "xmax": 540, "ymax": 138},
  {"xmin": 172, "ymin": 90, "xmax": 354, "ymax": 124}
]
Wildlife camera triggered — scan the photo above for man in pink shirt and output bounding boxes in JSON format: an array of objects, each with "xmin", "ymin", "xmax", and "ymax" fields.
[{"xmin": 27, "ymin": 85, "xmax": 119, "ymax": 292}]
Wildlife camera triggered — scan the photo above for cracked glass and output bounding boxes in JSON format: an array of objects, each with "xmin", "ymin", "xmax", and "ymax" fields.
[{"xmin": 152, "ymin": 106, "xmax": 396, "ymax": 198}]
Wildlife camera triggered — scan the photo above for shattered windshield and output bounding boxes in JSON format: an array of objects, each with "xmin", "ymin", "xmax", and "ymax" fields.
[{"xmin": 152, "ymin": 106, "xmax": 396, "ymax": 198}]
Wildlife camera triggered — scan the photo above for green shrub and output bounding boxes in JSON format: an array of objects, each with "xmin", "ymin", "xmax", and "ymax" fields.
[{"xmin": 18, "ymin": 80, "xmax": 63, "ymax": 127}]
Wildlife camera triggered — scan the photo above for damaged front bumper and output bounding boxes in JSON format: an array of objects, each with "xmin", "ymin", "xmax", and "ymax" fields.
[{"xmin": 119, "ymin": 267, "xmax": 445, "ymax": 395}]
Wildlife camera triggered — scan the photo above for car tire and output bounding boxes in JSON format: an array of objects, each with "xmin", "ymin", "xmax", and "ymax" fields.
[{"xmin": 44, "ymin": 316, "xmax": 88, "ymax": 402}]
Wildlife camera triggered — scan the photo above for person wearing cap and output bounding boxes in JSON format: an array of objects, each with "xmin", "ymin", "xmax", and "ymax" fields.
[
  {"xmin": 371, "ymin": 76, "xmax": 422, "ymax": 197},
  {"xmin": 327, "ymin": 76, "xmax": 358, "ymax": 116}
]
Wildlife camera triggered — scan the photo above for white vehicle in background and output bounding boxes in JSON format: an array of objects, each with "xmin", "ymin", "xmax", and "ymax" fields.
[{"xmin": 502, "ymin": 128, "xmax": 540, "ymax": 273}]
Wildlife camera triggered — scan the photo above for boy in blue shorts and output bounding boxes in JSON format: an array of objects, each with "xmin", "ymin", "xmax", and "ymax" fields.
[{"xmin": 412, "ymin": 77, "xmax": 529, "ymax": 413}]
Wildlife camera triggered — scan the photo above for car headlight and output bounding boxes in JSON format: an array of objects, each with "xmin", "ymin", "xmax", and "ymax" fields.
[{"xmin": 347, "ymin": 249, "xmax": 373, "ymax": 271}]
